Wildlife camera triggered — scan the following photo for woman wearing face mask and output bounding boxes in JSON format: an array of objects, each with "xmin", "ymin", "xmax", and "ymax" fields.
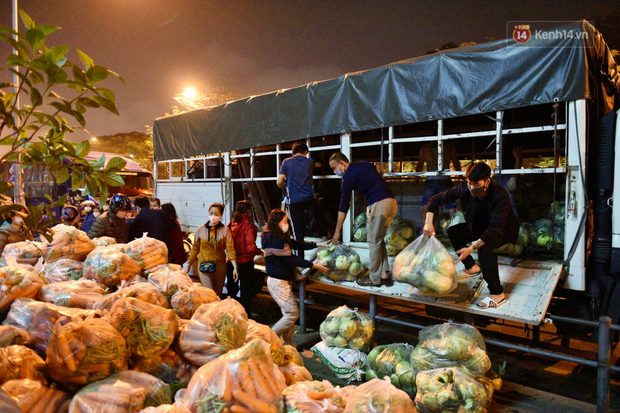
[
  {"xmin": 187, "ymin": 203, "xmax": 238, "ymax": 297},
  {"xmin": 88, "ymin": 194, "xmax": 132, "ymax": 243},
  {"xmin": 80, "ymin": 200, "xmax": 97, "ymax": 234},
  {"xmin": 261, "ymin": 209, "xmax": 330, "ymax": 345},
  {"xmin": 0, "ymin": 207, "xmax": 32, "ymax": 254},
  {"xmin": 423, "ymin": 162, "xmax": 520, "ymax": 309}
]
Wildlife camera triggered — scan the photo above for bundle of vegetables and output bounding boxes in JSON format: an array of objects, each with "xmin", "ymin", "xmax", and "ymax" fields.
[
  {"xmin": 125, "ymin": 235, "xmax": 169, "ymax": 272},
  {"xmin": 3, "ymin": 298, "xmax": 97, "ymax": 357},
  {"xmin": 132, "ymin": 349, "xmax": 197, "ymax": 395},
  {"xmin": 0, "ymin": 263, "xmax": 47, "ymax": 315},
  {"xmin": 284, "ymin": 344, "xmax": 305, "ymax": 367},
  {"xmin": 364, "ymin": 343, "xmax": 416, "ymax": 397},
  {"xmin": 177, "ymin": 339, "xmax": 286, "ymax": 413},
  {"xmin": 384, "ymin": 216, "xmax": 416, "ymax": 256},
  {"xmin": 94, "ymin": 282, "xmax": 170, "ymax": 311},
  {"xmin": 1, "ymin": 241, "xmax": 43, "ymax": 266},
  {"xmin": 352, "ymin": 212, "xmax": 368, "ymax": 242},
  {"xmin": 39, "ymin": 279, "xmax": 105, "ymax": 309},
  {"xmin": 44, "ymin": 259, "xmax": 84, "ymax": 283},
  {"xmin": 46, "ymin": 315, "xmax": 130, "ymax": 385},
  {"xmin": 69, "ymin": 370, "xmax": 172, "ymax": 412},
  {"xmin": 279, "ymin": 361, "xmax": 313, "ymax": 386},
  {"xmin": 141, "ymin": 406, "xmax": 191, "ymax": 413},
  {"xmin": 393, "ymin": 235, "xmax": 458, "ymax": 295},
  {"xmin": 178, "ymin": 298, "xmax": 248, "ymax": 365},
  {"xmin": 108, "ymin": 297, "xmax": 180, "ymax": 358},
  {"xmin": 494, "ymin": 225, "xmax": 529, "ymax": 257},
  {"xmin": 316, "ymin": 244, "xmax": 366, "ymax": 282},
  {"xmin": 92, "ymin": 236, "xmax": 117, "ymax": 247},
  {"xmin": 0, "ymin": 345, "xmax": 47, "ymax": 384},
  {"xmin": 148, "ymin": 265, "xmax": 193, "ymax": 299},
  {"xmin": 282, "ymin": 380, "xmax": 348, "ymax": 413},
  {"xmin": 1, "ymin": 379, "xmax": 71, "ymax": 413},
  {"xmin": 83, "ymin": 246, "xmax": 143, "ymax": 288},
  {"xmin": 0, "ymin": 325, "xmax": 30, "ymax": 347},
  {"xmin": 343, "ymin": 377, "xmax": 414, "ymax": 413},
  {"xmin": 40, "ymin": 224, "xmax": 96, "ymax": 262},
  {"xmin": 245, "ymin": 319, "xmax": 285, "ymax": 365},
  {"xmin": 411, "ymin": 323, "xmax": 491, "ymax": 379},
  {"xmin": 525, "ymin": 219, "xmax": 555, "ymax": 250},
  {"xmin": 414, "ymin": 367, "xmax": 489, "ymax": 413},
  {"xmin": 171, "ymin": 283, "xmax": 219, "ymax": 319},
  {"xmin": 319, "ymin": 305, "xmax": 374, "ymax": 351},
  {"xmin": 121, "ymin": 274, "xmax": 148, "ymax": 287}
]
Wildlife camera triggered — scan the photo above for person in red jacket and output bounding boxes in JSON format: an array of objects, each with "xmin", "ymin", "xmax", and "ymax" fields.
[
  {"xmin": 226, "ymin": 200, "xmax": 264, "ymax": 317},
  {"xmin": 162, "ymin": 203, "xmax": 187, "ymax": 266}
]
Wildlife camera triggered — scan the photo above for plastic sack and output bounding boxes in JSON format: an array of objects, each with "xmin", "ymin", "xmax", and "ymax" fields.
[
  {"xmin": 132, "ymin": 348, "xmax": 197, "ymax": 394},
  {"xmin": 140, "ymin": 406, "xmax": 191, "ymax": 413},
  {"xmin": 39, "ymin": 279, "xmax": 105, "ymax": 309},
  {"xmin": 69, "ymin": 370, "xmax": 172, "ymax": 412},
  {"xmin": 125, "ymin": 235, "xmax": 169, "ymax": 271},
  {"xmin": 352, "ymin": 213, "xmax": 368, "ymax": 242},
  {"xmin": 40, "ymin": 224, "xmax": 96, "ymax": 262},
  {"xmin": 393, "ymin": 235, "xmax": 458, "ymax": 295},
  {"xmin": 46, "ymin": 315, "xmax": 130, "ymax": 386},
  {"xmin": 411, "ymin": 323, "xmax": 491, "ymax": 379},
  {"xmin": 316, "ymin": 244, "xmax": 367, "ymax": 282},
  {"xmin": 0, "ymin": 345, "xmax": 46, "ymax": 384},
  {"xmin": 120, "ymin": 274, "xmax": 149, "ymax": 288},
  {"xmin": 282, "ymin": 380, "xmax": 347, "ymax": 413},
  {"xmin": 177, "ymin": 339, "xmax": 286, "ymax": 413},
  {"xmin": 83, "ymin": 246, "xmax": 143, "ymax": 288},
  {"xmin": 365, "ymin": 343, "xmax": 416, "ymax": 397},
  {"xmin": 148, "ymin": 265, "xmax": 194, "ymax": 300},
  {"xmin": 93, "ymin": 236, "xmax": 117, "ymax": 247},
  {"xmin": 384, "ymin": 215, "xmax": 416, "ymax": 256},
  {"xmin": 44, "ymin": 259, "xmax": 84, "ymax": 283},
  {"xmin": 319, "ymin": 305, "xmax": 374, "ymax": 352},
  {"xmin": 414, "ymin": 367, "xmax": 488, "ymax": 413},
  {"xmin": 1, "ymin": 241, "xmax": 43, "ymax": 266},
  {"xmin": 0, "ymin": 263, "xmax": 47, "ymax": 315},
  {"xmin": 284, "ymin": 344, "xmax": 305, "ymax": 367},
  {"xmin": 343, "ymin": 377, "xmax": 415, "ymax": 413},
  {"xmin": 525, "ymin": 219, "xmax": 554, "ymax": 249},
  {"xmin": 108, "ymin": 297, "xmax": 180, "ymax": 358},
  {"xmin": 178, "ymin": 298, "xmax": 248, "ymax": 365},
  {"xmin": 245, "ymin": 319, "xmax": 285, "ymax": 366},
  {"xmin": 279, "ymin": 361, "xmax": 313, "ymax": 386},
  {"xmin": 94, "ymin": 282, "xmax": 170, "ymax": 311},
  {"xmin": 310, "ymin": 341, "xmax": 367, "ymax": 382},
  {"xmin": 494, "ymin": 225, "xmax": 529, "ymax": 257},
  {"xmin": 0, "ymin": 325, "xmax": 30, "ymax": 347},
  {"xmin": 1, "ymin": 379, "xmax": 71, "ymax": 413},
  {"xmin": 170, "ymin": 283, "xmax": 219, "ymax": 319},
  {"xmin": 3, "ymin": 298, "xmax": 97, "ymax": 357}
]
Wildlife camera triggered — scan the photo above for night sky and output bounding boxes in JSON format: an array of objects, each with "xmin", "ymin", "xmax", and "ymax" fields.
[{"xmin": 0, "ymin": 0, "xmax": 618, "ymax": 140}]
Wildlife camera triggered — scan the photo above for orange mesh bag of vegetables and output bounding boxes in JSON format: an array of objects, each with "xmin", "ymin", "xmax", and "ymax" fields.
[
  {"xmin": 282, "ymin": 380, "xmax": 348, "ymax": 413},
  {"xmin": 147, "ymin": 264, "xmax": 193, "ymax": 300},
  {"xmin": 108, "ymin": 297, "xmax": 180, "ymax": 358},
  {"xmin": 279, "ymin": 362, "xmax": 313, "ymax": 386},
  {"xmin": 283, "ymin": 344, "xmax": 305, "ymax": 366},
  {"xmin": 40, "ymin": 224, "xmax": 96, "ymax": 263},
  {"xmin": 0, "ymin": 345, "xmax": 47, "ymax": 384},
  {"xmin": 125, "ymin": 235, "xmax": 169, "ymax": 272},
  {"xmin": 2, "ymin": 379, "xmax": 71, "ymax": 413},
  {"xmin": 178, "ymin": 298, "xmax": 248, "ymax": 366},
  {"xmin": 83, "ymin": 246, "xmax": 143, "ymax": 288},
  {"xmin": 39, "ymin": 279, "xmax": 106, "ymax": 309},
  {"xmin": 92, "ymin": 236, "xmax": 117, "ymax": 247},
  {"xmin": 0, "ymin": 262, "xmax": 47, "ymax": 316},
  {"xmin": 46, "ymin": 315, "xmax": 130, "ymax": 386},
  {"xmin": 171, "ymin": 283, "xmax": 219, "ymax": 319},
  {"xmin": 44, "ymin": 259, "xmax": 84, "ymax": 283},
  {"xmin": 132, "ymin": 348, "xmax": 197, "ymax": 394},
  {"xmin": 245, "ymin": 319, "xmax": 285, "ymax": 366},
  {"xmin": 94, "ymin": 282, "xmax": 170, "ymax": 311},
  {"xmin": 177, "ymin": 338, "xmax": 286, "ymax": 413},
  {"xmin": 1, "ymin": 241, "xmax": 43, "ymax": 266}
]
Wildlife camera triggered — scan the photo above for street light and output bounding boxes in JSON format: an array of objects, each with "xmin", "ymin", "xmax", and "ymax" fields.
[{"xmin": 183, "ymin": 87, "xmax": 198, "ymax": 100}]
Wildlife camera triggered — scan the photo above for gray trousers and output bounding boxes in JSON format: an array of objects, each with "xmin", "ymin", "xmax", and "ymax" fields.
[{"xmin": 366, "ymin": 198, "xmax": 398, "ymax": 283}]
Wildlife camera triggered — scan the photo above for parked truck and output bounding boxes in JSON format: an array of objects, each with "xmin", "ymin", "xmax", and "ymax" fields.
[{"xmin": 152, "ymin": 21, "xmax": 619, "ymax": 332}]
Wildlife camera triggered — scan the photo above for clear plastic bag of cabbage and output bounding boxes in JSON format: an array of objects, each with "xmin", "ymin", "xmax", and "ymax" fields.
[
  {"xmin": 319, "ymin": 305, "xmax": 374, "ymax": 351},
  {"xmin": 550, "ymin": 202, "xmax": 565, "ymax": 225},
  {"xmin": 353, "ymin": 213, "xmax": 368, "ymax": 242},
  {"xmin": 494, "ymin": 225, "xmax": 529, "ymax": 257},
  {"xmin": 525, "ymin": 219, "xmax": 554, "ymax": 249},
  {"xmin": 411, "ymin": 323, "xmax": 491, "ymax": 379},
  {"xmin": 415, "ymin": 367, "xmax": 489, "ymax": 413},
  {"xmin": 393, "ymin": 235, "xmax": 457, "ymax": 295},
  {"xmin": 384, "ymin": 216, "xmax": 416, "ymax": 256},
  {"xmin": 364, "ymin": 343, "xmax": 416, "ymax": 397},
  {"xmin": 316, "ymin": 244, "xmax": 366, "ymax": 282}
]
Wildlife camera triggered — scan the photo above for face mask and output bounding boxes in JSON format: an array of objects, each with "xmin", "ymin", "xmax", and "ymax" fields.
[
  {"xmin": 469, "ymin": 183, "xmax": 488, "ymax": 197},
  {"xmin": 116, "ymin": 211, "xmax": 127, "ymax": 219},
  {"xmin": 93, "ymin": 210, "xmax": 101, "ymax": 218},
  {"xmin": 279, "ymin": 223, "xmax": 289, "ymax": 233},
  {"xmin": 334, "ymin": 165, "xmax": 345, "ymax": 177},
  {"xmin": 84, "ymin": 207, "xmax": 92, "ymax": 213},
  {"xmin": 209, "ymin": 215, "xmax": 221, "ymax": 225}
]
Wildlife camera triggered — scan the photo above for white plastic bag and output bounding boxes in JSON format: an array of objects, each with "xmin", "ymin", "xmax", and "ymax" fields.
[{"xmin": 311, "ymin": 341, "xmax": 367, "ymax": 382}]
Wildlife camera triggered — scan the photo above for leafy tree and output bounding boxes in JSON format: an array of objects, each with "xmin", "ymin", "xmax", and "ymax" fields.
[
  {"xmin": 0, "ymin": 11, "xmax": 126, "ymax": 238},
  {"xmin": 90, "ymin": 132, "xmax": 153, "ymax": 172}
]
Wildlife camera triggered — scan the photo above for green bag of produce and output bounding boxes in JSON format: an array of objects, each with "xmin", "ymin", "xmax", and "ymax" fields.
[
  {"xmin": 319, "ymin": 305, "xmax": 374, "ymax": 351},
  {"xmin": 364, "ymin": 343, "xmax": 416, "ymax": 397},
  {"xmin": 415, "ymin": 367, "xmax": 489, "ymax": 413},
  {"xmin": 316, "ymin": 244, "xmax": 367, "ymax": 282},
  {"xmin": 411, "ymin": 323, "xmax": 491, "ymax": 379},
  {"xmin": 393, "ymin": 235, "xmax": 458, "ymax": 295}
]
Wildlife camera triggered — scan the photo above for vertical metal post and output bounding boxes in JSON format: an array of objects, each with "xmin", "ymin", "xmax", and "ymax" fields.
[
  {"xmin": 437, "ymin": 120, "xmax": 443, "ymax": 173},
  {"xmin": 597, "ymin": 316, "xmax": 611, "ymax": 413},
  {"xmin": 532, "ymin": 325, "xmax": 541, "ymax": 343},
  {"xmin": 299, "ymin": 278, "xmax": 306, "ymax": 334},
  {"xmin": 369, "ymin": 294, "xmax": 377, "ymax": 344},
  {"xmin": 388, "ymin": 126, "xmax": 394, "ymax": 174}
]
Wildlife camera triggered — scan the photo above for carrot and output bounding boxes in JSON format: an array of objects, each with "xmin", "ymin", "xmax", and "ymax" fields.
[
  {"xmin": 43, "ymin": 389, "xmax": 67, "ymax": 413},
  {"xmin": 236, "ymin": 364, "xmax": 256, "ymax": 399},
  {"xmin": 53, "ymin": 333, "xmax": 77, "ymax": 372},
  {"xmin": 257, "ymin": 360, "xmax": 280, "ymax": 399},
  {"xmin": 246, "ymin": 359, "xmax": 272, "ymax": 401},
  {"xmin": 230, "ymin": 406, "xmax": 251, "ymax": 413},
  {"xmin": 29, "ymin": 386, "xmax": 55, "ymax": 413},
  {"xmin": 231, "ymin": 390, "xmax": 272, "ymax": 412},
  {"xmin": 15, "ymin": 383, "xmax": 46, "ymax": 412},
  {"xmin": 221, "ymin": 371, "xmax": 233, "ymax": 402},
  {"xmin": 307, "ymin": 390, "xmax": 332, "ymax": 400}
]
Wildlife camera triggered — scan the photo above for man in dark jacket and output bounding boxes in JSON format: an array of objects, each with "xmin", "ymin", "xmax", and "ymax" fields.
[
  {"xmin": 424, "ymin": 162, "xmax": 519, "ymax": 309},
  {"xmin": 128, "ymin": 196, "xmax": 166, "ymax": 242},
  {"xmin": 88, "ymin": 194, "xmax": 132, "ymax": 243}
]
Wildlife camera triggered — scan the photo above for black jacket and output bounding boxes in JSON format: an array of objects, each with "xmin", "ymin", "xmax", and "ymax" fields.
[
  {"xmin": 427, "ymin": 181, "xmax": 519, "ymax": 246},
  {"xmin": 261, "ymin": 230, "xmax": 316, "ymax": 281},
  {"xmin": 128, "ymin": 207, "xmax": 167, "ymax": 242}
]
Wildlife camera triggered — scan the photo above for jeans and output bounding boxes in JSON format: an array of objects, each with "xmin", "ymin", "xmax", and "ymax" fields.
[
  {"xmin": 288, "ymin": 198, "xmax": 327, "ymax": 257},
  {"xmin": 447, "ymin": 223, "xmax": 506, "ymax": 295},
  {"xmin": 226, "ymin": 261, "xmax": 264, "ymax": 318}
]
